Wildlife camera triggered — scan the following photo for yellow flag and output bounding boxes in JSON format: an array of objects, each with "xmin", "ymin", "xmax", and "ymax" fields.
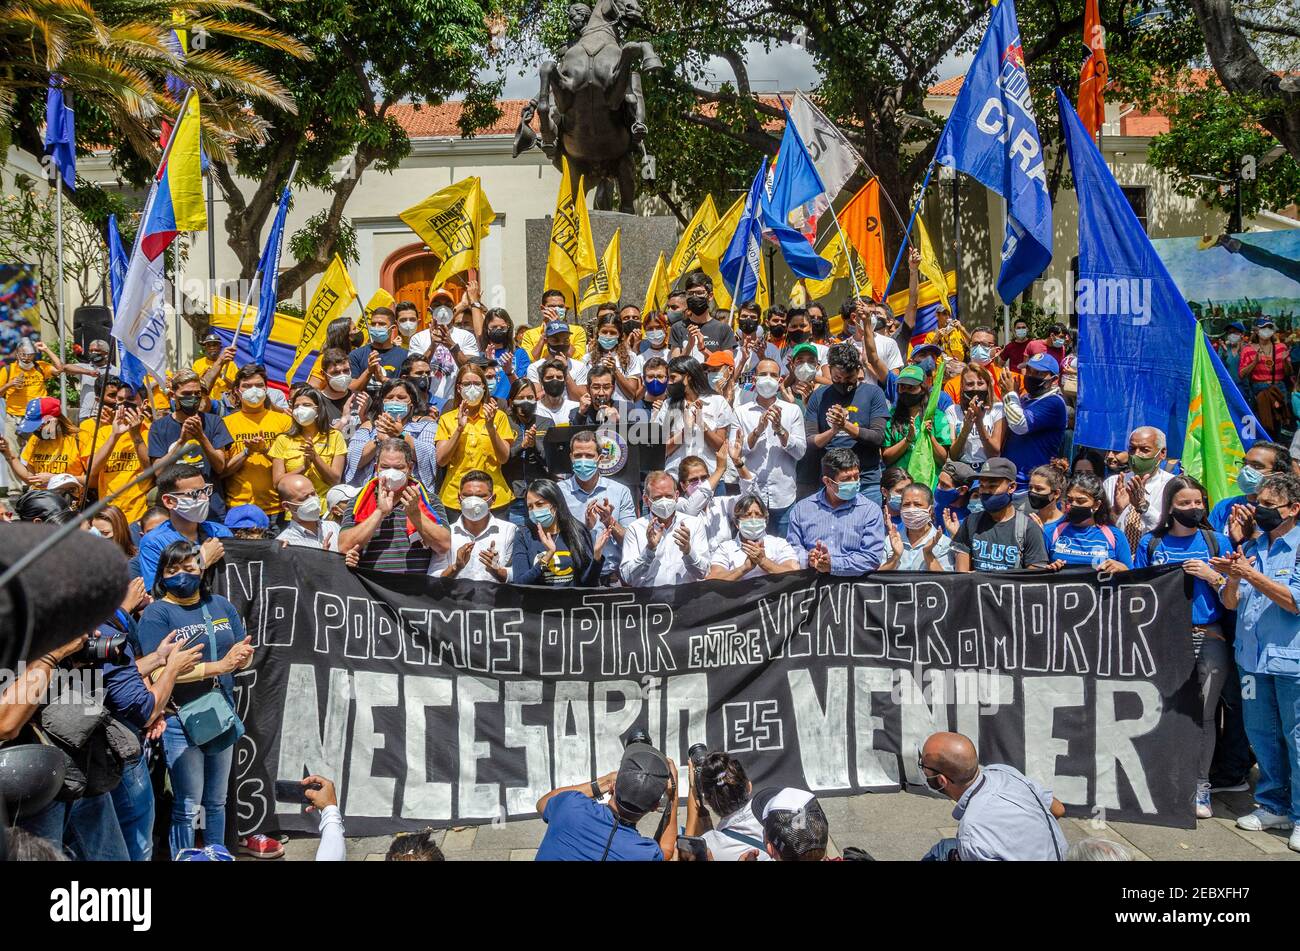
[
  {"xmin": 359, "ymin": 289, "xmax": 395, "ymax": 334},
  {"xmin": 287, "ymin": 255, "xmax": 358, "ymax": 385},
  {"xmin": 789, "ymin": 282, "xmax": 808, "ymax": 307},
  {"xmin": 545, "ymin": 157, "xmax": 597, "ymax": 308},
  {"xmin": 580, "ymin": 229, "xmax": 622, "ymax": 312},
  {"xmin": 695, "ymin": 197, "xmax": 742, "ymax": 309},
  {"xmin": 805, "ymin": 230, "xmax": 873, "ymax": 300},
  {"xmin": 667, "ymin": 195, "xmax": 719, "ymax": 282},
  {"xmin": 642, "ymin": 251, "xmax": 670, "ymax": 316},
  {"xmin": 399, "ymin": 177, "xmax": 495, "ymax": 292},
  {"xmin": 914, "ymin": 215, "xmax": 950, "ymax": 313}
]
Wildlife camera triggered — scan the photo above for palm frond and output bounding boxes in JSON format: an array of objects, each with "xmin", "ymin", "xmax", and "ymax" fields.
[
  {"xmin": 178, "ymin": 49, "xmax": 296, "ymax": 113},
  {"xmin": 185, "ymin": 17, "xmax": 312, "ymax": 59}
]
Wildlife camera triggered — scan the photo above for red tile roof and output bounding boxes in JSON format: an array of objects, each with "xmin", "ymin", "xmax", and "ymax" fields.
[
  {"xmin": 387, "ymin": 99, "xmax": 535, "ymax": 138},
  {"xmin": 927, "ymin": 76, "xmax": 965, "ymax": 97}
]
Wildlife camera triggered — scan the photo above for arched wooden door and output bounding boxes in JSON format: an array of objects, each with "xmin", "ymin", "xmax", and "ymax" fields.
[{"xmin": 381, "ymin": 242, "xmax": 464, "ymax": 314}]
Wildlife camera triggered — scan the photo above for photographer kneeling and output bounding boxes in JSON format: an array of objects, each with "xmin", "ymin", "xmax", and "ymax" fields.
[
  {"xmin": 535, "ymin": 736, "xmax": 678, "ymax": 861},
  {"xmin": 684, "ymin": 750, "xmax": 771, "ymax": 861}
]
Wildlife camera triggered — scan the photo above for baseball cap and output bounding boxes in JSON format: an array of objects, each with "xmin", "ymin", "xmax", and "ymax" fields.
[
  {"xmin": 544, "ymin": 320, "xmax": 571, "ymax": 338},
  {"xmin": 898, "ymin": 365, "xmax": 926, "ymax": 384},
  {"xmin": 429, "ymin": 287, "xmax": 455, "ymax": 304},
  {"xmin": 47, "ymin": 473, "xmax": 81, "ymax": 494},
  {"xmin": 910, "ymin": 342, "xmax": 942, "ymax": 358},
  {"xmin": 789, "ymin": 343, "xmax": 819, "ymax": 360},
  {"xmin": 751, "ymin": 787, "xmax": 829, "ymax": 860},
  {"xmin": 941, "ymin": 460, "xmax": 978, "ymax": 486},
  {"xmin": 613, "ymin": 741, "xmax": 670, "ymax": 819},
  {"xmin": 1225, "ymin": 321, "xmax": 1246, "ymax": 333},
  {"xmin": 1024, "ymin": 352, "xmax": 1060, "ymax": 375},
  {"xmin": 17, "ymin": 397, "xmax": 61, "ymax": 435},
  {"xmin": 980, "ymin": 457, "xmax": 1018, "ymax": 482},
  {"xmin": 325, "ymin": 483, "xmax": 361, "ymax": 511},
  {"xmin": 224, "ymin": 504, "xmax": 270, "ymax": 530},
  {"xmin": 703, "ymin": 350, "xmax": 734, "ymax": 368},
  {"xmin": 1255, "ymin": 317, "xmax": 1275, "ymax": 328},
  {"xmin": 200, "ymin": 330, "xmax": 222, "ymax": 345}
]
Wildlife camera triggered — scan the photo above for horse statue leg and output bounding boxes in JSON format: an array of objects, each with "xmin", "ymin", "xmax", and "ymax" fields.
[
  {"xmin": 515, "ymin": 59, "xmax": 558, "ymax": 157},
  {"xmin": 616, "ymin": 151, "xmax": 640, "ymax": 215}
]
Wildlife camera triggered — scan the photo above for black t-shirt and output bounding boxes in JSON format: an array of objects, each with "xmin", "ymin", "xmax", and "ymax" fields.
[
  {"xmin": 670, "ymin": 317, "xmax": 736, "ymax": 356},
  {"xmin": 951, "ymin": 510, "xmax": 1049, "ymax": 571},
  {"xmin": 320, "ymin": 390, "xmax": 349, "ymax": 426}
]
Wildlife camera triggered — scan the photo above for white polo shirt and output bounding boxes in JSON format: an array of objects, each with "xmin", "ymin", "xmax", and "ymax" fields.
[
  {"xmin": 427, "ymin": 515, "xmax": 516, "ymax": 581},
  {"xmin": 276, "ymin": 519, "xmax": 341, "ymax": 551}
]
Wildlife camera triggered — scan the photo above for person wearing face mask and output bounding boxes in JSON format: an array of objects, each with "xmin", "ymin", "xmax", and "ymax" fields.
[
  {"xmin": 313, "ymin": 348, "xmax": 362, "ymax": 427},
  {"xmin": 620, "ymin": 470, "xmax": 710, "ymax": 586},
  {"xmin": 579, "ymin": 313, "xmax": 644, "ymax": 406},
  {"xmin": 851, "ymin": 299, "xmax": 903, "ymax": 374},
  {"xmin": 512, "ymin": 477, "xmax": 605, "ymax": 586},
  {"xmin": 407, "ymin": 290, "xmax": 485, "ymax": 373},
  {"xmin": 638, "ymin": 312, "xmax": 672, "ymax": 362},
  {"xmin": 999, "ymin": 317, "xmax": 1035, "ymax": 370},
  {"xmin": 528, "ymin": 358, "xmax": 582, "ymax": 430},
  {"xmin": 434, "ymin": 469, "xmax": 516, "ymax": 581},
  {"xmin": 136, "ymin": 539, "xmax": 255, "ymax": 858},
  {"xmin": 1212, "ymin": 472, "xmax": 1300, "ymax": 847},
  {"xmin": 502, "ymin": 379, "xmax": 551, "ymax": 527},
  {"xmin": 949, "ymin": 457, "xmax": 1049, "ymax": 572},
  {"xmin": 707, "ymin": 494, "xmax": 799, "ymax": 580},
  {"xmin": 1101, "ymin": 425, "xmax": 1174, "ymax": 537},
  {"xmin": 1240, "ymin": 317, "xmax": 1292, "ymax": 424},
  {"xmin": 735, "ymin": 358, "xmax": 807, "ymax": 537},
  {"xmin": 1044, "ymin": 473, "xmax": 1132, "ymax": 572},
  {"xmin": 1023, "ymin": 463, "xmax": 1066, "ymax": 539},
  {"xmin": 786, "ymin": 447, "xmax": 887, "ymax": 575},
  {"xmin": 148, "ymin": 369, "xmax": 234, "ymax": 516},
  {"xmin": 669, "ymin": 271, "xmax": 736, "ymax": 359},
  {"xmin": 732, "ymin": 300, "xmax": 778, "ymax": 400},
  {"xmin": 136, "ymin": 464, "xmax": 232, "ymax": 592},
  {"xmin": 1215, "ymin": 321, "xmax": 1247, "ymax": 389},
  {"xmin": 674, "ymin": 450, "xmax": 738, "ymax": 554},
  {"xmin": 1135, "ymin": 475, "xmax": 1233, "ymax": 819},
  {"xmin": 518, "ymin": 288, "xmax": 589, "ymax": 362},
  {"xmin": 220, "ymin": 365, "xmax": 292, "ymax": 518},
  {"xmin": 881, "ymin": 466, "xmax": 912, "ymax": 531},
  {"xmin": 882, "ymin": 365, "xmax": 952, "ymax": 472},
  {"xmin": 61, "ymin": 337, "xmax": 116, "ymax": 421},
  {"xmin": 633, "ymin": 356, "xmax": 670, "ymax": 421},
  {"xmin": 945, "ymin": 326, "xmax": 1013, "ymax": 403},
  {"xmin": 1040, "ymin": 323, "xmax": 1069, "ymax": 368},
  {"xmin": 1210, "ymin": 439, "xmax": 1291, "ymax": 536},
  {"xmin": 569, "ymin": 365, "xmax": 622, "ymax": 427},
  {"xmin": 269, "ymin": 388, "xmax": 346, "ymax": 506},
  {"xmin": 557, "ymin": 430, "xmax": 635, "ymax": 585},
  {"xmin": 0, "ymin": 339, "xmax": 59, "ymax": 493},
  {"xmin": 806, "ymin": 302, "xmax": 831, "ymax": 346},
  {"xmin": 0, "ymin": 396, "xmax": 87, "ymax": 488},
  {"xmin": 478, "ymin": 307, "xmax": 530, "ymax": 401},
  {"xmin": 274, "ymin": 472, "xmax": 341, "ymax": 550},
  {"xmin": 398, "ymin": 355, "xmax": 439, "ymax": 421},
  {"xmin": 783, "ymin": 343, "xmax": 823, "ymax": 410},
  {"xmin": 339, "ymin": 438, "xmax": 450, "ymax": 573},
  {"xmin": 935, "ymin": 461, "xmax": 977, "ymax": 532},
  {"xmin": 880, "ymin": 483, "xmax": 951, "ymax": 571},
  {"xmin": 655, "ymin": 355, "xmax": 736, "ymax": 482},
  {"xmin": 348, "ymin": 308, "xmax": 410, "ymax": 391},
  {"xmin": 324, "ymin": 481, "xmax": 361, "ymax": 523},
  {"xmin": 805, "ymin": 344, "xmax": 890, "ymax": 504},
  {"xmin": 192, "ymin": 330, "xmax": 239, "ymax": 405},
  {"xmin": 781, "ymin": 310, "xmax": 830, "ymax": 379},
  {"xmin": 998, "ymin": 352, "xmax": 1067, "ymax": 494},
  {"xmin": 949, "ymin": 364, "xmax": 1005, "ymax": 467},
  {"xmin": 344, "ymin": 378, "xmax": 428, "ymax": 486},
  {"xmin": 435, "ymin": 365, "xmax": 514, "ymax": 518},
  {"xmin": 919, "ymin": 731, "xmax": 1067, "ymax": 861},
  {"xmin": 525, "ymin": 321, "xmax": 590, "ymax": 396}
]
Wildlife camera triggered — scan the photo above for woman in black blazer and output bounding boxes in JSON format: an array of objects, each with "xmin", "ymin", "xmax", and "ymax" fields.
[{"xmin": 511, "ymin": 478, "xmax": 608, "ymax": 586}]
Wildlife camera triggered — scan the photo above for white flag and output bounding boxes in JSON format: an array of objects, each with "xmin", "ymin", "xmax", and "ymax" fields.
[
  {"xmin": 789, "ymin": 91, "xmax": 860, "ymax": 200},
  {"xmin": 112, "ymin": 183, "xmax": 172, "ymax": 380}
]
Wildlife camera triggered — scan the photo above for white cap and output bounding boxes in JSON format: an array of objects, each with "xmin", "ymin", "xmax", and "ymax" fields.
[
  {"xmin": 325, "ymin": 483, "xmax": 361, "ymax": 509},
  {"xmin": 47, "ymin": 473, "xmax": 81, "ymax": 494}
]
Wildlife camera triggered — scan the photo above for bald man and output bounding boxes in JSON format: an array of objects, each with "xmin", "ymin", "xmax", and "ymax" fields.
[
  {"xmin": 1102, "ymin": 426, "xmax": 1174, "ymax": 534},
  {"xmin": 919, "ymin": 731, "xmax": 1067, "ymax": 861},
  {"xmin": 276, "ymin": 473, "xmax": 340, "ymax": 551}
]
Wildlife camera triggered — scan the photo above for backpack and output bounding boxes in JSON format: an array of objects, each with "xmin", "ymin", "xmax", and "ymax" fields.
[{"xmin": 1145, "ymin": 527, "xmax": 1220, "ymax": 563}]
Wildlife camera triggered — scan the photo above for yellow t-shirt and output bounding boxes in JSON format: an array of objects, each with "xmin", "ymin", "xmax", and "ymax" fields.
[
  {"xmin": 434, "ymin": 407, "xmax": 515, "ymax": 509},
  {"xmin": 268, "ymin": 428, "xmax": 347, "ymax": 503},
  {"xmin": 20, "ymin": 429, "xmax": 87, "ymax": 478},
  {"xmin": 222, "ymin": 407, "xmax": 292, "ymax": 513},
  {"xmin": 192, "ymin": 356, "xmax": 238, "ymax": 403},
  {"xmin": 1, "ymin": 362, "xmax": 55, "ymax": 416},
  {"xmin": 79, "ymin": 418, "xmax": 152, "ymax": 524},
  {"xmin": 518, "ymin": 323, "xmax": 588, "ymax": 362}
]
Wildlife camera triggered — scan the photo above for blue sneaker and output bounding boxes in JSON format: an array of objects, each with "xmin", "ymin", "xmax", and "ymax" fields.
[{"xmin": 1195, "ymin": 782, "xmax": 1213, "ymax": 820}]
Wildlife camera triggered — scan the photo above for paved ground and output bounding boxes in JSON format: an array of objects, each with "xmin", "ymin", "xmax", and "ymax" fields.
[{"xmin": 273, "ymin": 783, "xmax": 1300, "ymax": 862}]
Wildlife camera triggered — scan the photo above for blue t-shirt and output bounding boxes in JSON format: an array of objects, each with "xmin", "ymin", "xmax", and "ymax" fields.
[
  {"xmin": 135, "ymin": 594, "xmax": 245, "ymax": 708},
  {"xmin": 147, "ymin": 413, "xmax": 234, "ymax": 519},
  {"xmin": 485, "ymin": 346, "xmax": 531, "ymax": 400},
  {"xmin": 804, "ymin": 381, "xmax": 890, "ymax": 484},
  {"xmin": 1209, "ymin": 494, "xmax": 1248, "ymax": 533},
  {"xmin": 136, "ymin": 519, "xmax": 233, "ymax": 591},
  {"xmin": 1048, "ymin": 522, "xmax": 1132, "ymax": 567},
  {"xmin": 535, "ymin": 791, "xmax": 663, "ymax": 861},
  {"xmin": 1003, "ymin": 393, "xmax": 1068, "ymax": 484},
  {"xmin": 1135, "ymin": 529, "xmax": 1231, "ymax": 625},
  {"xmin": 347, "ymin": 343, "xmax": 410, "ymax": 380}
]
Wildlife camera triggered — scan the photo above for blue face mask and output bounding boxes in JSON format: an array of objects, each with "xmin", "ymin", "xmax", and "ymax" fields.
[
  {"xmin": 888, "ymin": 492, "xmax": 903, "ymax": 512},
  {"xmin": 970, "ymin": 344, "xmax": 992, "ymax": 364},
  {"xmin": 598, "ymin": 335, "xmax": 619, "ymax": 350},
  {"xmin": 370, "ymin": 327, "xmax": 391, "ymax": 344},
  {"xmin": 571, "ymin": 458, "xmax": 599, "ymax": 480},
  {"xmin": 967, "ymin": 495, "xmax": 985, "ymax": 515},
  {"xmin": 384, "ymin": 401, "xmax": 410, "ymax": 419},
  {"xmin": 645, "ymin": 378, "xmax": 667, "ymax": 398},
  {"xmin": 935, "ymin": 487, "xmax": 962, "ymax": 509},
  {"xmin": 1237, "ymin": 465, "xmax": 1264, "ymax": 495},
  {"xmin": 836, "ymin": 480, "xmax": 860, "ymax": 501},
  {"xmin": 980, "ymin": 492, "xmax": 1013, "ymax": 513},
  {"xmin": 529, "ymin": 506, "xmax": 555, "ymax": 528},
  {"xmin": 163, "ymin": 572, "xmax": 202, "ymax": 599}
]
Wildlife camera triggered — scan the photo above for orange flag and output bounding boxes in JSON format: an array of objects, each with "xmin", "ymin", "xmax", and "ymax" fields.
[
  {"xmin": 1077, "ymin": 0, "xmax": 1108, "ymax": 138},
  {"xmin": 838, "ymin": 178, "xmax": 888, "ymax": 301}
]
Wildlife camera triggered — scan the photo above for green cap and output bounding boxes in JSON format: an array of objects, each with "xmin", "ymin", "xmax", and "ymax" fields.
[
  {"xmin": 898, "ymin": 365, "xmax": 926, "ymax": 384},
  {"xmin": 790, "ymin": 343, "xmax": 819, "ymax": 360}
]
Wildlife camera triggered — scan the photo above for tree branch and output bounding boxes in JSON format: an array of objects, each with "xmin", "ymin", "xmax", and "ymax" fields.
[{"xmin": 1235, "ymin": 17, "xmax": 1300, "ymax": 39}]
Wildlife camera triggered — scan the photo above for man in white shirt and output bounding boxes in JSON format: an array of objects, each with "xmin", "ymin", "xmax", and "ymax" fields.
[
  {"xmin": 847, "ymin": 298, "xmax": 903, "ymax": 373},
  {"xmin": 525, "ymin": 321, "xmax": 589, "ymax": 397},
  {"xmin": 407, "ymin": 292, "xmax": 482, "ymax": 367},
  {"xmin": 1102, "ymin": 426, "xmax": 1175, "ymax": 534},
  {"xmin": 432, "ymin": 469, "xmax": 514, "ymax": 581},
  {"xmin": 276, "ymin": 473, "xmax": 341, "ymax": 551},
  {"xmin": 532, "ymin": 357, "xmax": 581, "ymax": 427},
  {"xmin": 620, "ymin": 470, "xmax": 710, "ymax": 586},
  {"xmin": 734, "ymin": 357, "xmax": 807, "ymax": 535}
]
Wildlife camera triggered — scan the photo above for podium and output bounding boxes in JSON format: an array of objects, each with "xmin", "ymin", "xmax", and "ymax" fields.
[{"xmin": 535, "ymin": 422, "xmax": 665, "ymax": 509}]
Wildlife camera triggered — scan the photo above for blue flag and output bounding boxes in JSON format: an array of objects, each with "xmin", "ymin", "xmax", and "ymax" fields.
[
  {"xmin": 43, "ymin": 76, "xmax": 76, "ymax": 191},
  {"xmin": 250, "ymin": 182, "xmax": 292, "ymax": 364},
  {"xmin": 934, "ymin": 0, "xmax": 1051, "ymax": 302},
  {"xmin": 759, "ymin": 107, "xmax": 831, "ymax": 280},
  {"xmin": 108, "ymin": 214, "xmax": 148, "ymax": 392},
  {"xmin": 719, "ymin": 160, "xmax": 767, "ymax": 304},
  {"xmin": 1057, "ymin": 87, "xmax": 1259, "ymax": 456}
]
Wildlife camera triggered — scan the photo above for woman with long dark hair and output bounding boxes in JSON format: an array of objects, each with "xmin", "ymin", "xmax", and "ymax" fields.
[
  {"xmin": 480, "ymin": 307, "xmax": 531, "ymax": 401},
  {"xmin": 502, "ymin": 379, "xmax": 549, "ymax": 527},
  {"xmin": 684, "ymin": 751, "xmax": 770, "ymax": 861},
  {"xmin": 88, "ymin": 504, "xmax": 137, "ymax": 559},
  {"xmin": 344, "ymin": 377, "xmax": 435, "ymax": 487},
  {"xmin": 1045, "ymin": 472, "xmax": 1131, "ymax": 571},
  {"xmin": 270, "ymin": 387, "xmax": 346, "ymax": 499},
  {"xmin": 510, "ymin": 478, "xmax": 605, "ymax": 585},
  {"xmin": 135, "ymin": 539, "xmax": 256, "ymax": 858},
  {"xmin": 582, "ymin": 313, "xmax": 644, "ymax": 404},
  {"xmin": 656, "ymin": 355, "xmax": 734, "ymax": 481},
  {"xmin": 1134, "ymin": 474, "xmax": 1233, "ymax": 819},
  {"xmin": 882, "ymin": 365, "xmax": 951, "ymax": 471}
]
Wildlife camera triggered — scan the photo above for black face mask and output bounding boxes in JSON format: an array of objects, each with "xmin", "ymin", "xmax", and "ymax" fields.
[
  {"xmin": 961, "ymin": 390, "xmax": 989, "ymax": 407},
  {"xmin": 788, "ymin": 330, "xmax": 811, "ymax": 345},
  {"xmin": 810, "ymin": 319, "xmax": 828, "ymax": 337},
  {"xmin": 667, "ymin": 380, "xmax": 686, "ymax": 401},
  {"xmin": 1254, "ymin": 505, "xmax": 1287, "ymax": 533},
  {"xmin": 686, "ymin": 295, "xmax": 710, "ymax": 316},
  {"xmin": 514, "ymin": 399, "xmax": 537, "ymax": 424},
  {"xmin": 1066, "ymin": 504, "xmax": 1095, "ymax": 525},
  {"xmin": 834, "ymin": 379, "xmax": 856, "ymax": 396},
  {"xmin": 739, "ymin": 319, "xmax": 759, "ymax": 335},
  {"xmin": 1024, "ymin": 376, "xmax": 1052, "ymax": 398},
  {"xmin": 898, "ymin": 390, "xmax": 924, "ymax": 408},
  {"xmin": 409, "ymin": 376, "xmax": 431, "ymax": 393},
  {"xmin": 1027, "ymin": 490, "xmax": 1054, "ymax": 510},
  {"xmin": 622, "ymin": 320, "xmax": 640, "ymax": 335},
  {"xmin": 350, "ymin": 333, "xmax": 365, "ymax": 350},
  {"xmin": 176, "ymin": 395, "xmax": 201, "ymax": 413},
  {"xmin": 1171, "ymin": 507, "xmax": 1205, "ymax": 528},
  {"xmin": 542, "ymin": 379, "xmax": 566, "ymax": 398},
  {"xmin": 90, "ymin": 353, "xmax": 109, "ymax": 366},
  {"xmin": 767, "ymin": 324, "xmax": 786, "ymax": 339},
  {"xmin": 487, "ymin": 326, "xmax": 510, "ymax": 344}
]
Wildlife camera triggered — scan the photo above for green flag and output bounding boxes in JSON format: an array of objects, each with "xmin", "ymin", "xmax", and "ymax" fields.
[
  {"xmin": 1182, "ymin": 329, "xmax": 1246, "ymax": 504},
  {"xmin": 906, "ymin": 359, "xmax": 946, "ymax": 489}
]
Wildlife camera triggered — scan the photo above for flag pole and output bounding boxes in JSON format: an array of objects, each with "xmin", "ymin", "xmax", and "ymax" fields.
[
  {"xmin": 231, "ymin": 159, "xmax": 298, "ymax": 353},
  {"xmin": 54, "ymin": 174, "xmax": 68, "ymax": 410},
  {"xmin": 881, "ymin": 160, "xmax": 938, "ymax": 300},
  {"xmin": 824, "ymin": 202, "xmax": 865, "ymax": 299}
]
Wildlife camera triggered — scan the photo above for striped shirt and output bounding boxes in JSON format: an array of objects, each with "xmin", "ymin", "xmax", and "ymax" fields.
[
  {"xmin": 785, "ymin": 489, "xmax": 886, "ymax": 575},
  {"xmin": 340, "ymin": 486, "xmax": 446, "ymax": 575}
]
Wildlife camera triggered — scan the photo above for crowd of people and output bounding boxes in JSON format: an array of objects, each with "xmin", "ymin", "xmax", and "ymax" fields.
[{"xmin": 3, "ymin": 246, "xmax": 1299, "ymax": 861}]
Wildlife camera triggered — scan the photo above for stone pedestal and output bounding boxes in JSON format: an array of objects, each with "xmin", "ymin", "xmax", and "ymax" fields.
[{"xmin": 525, "ymin": 210, "xmax": 679, "ymax": 323}]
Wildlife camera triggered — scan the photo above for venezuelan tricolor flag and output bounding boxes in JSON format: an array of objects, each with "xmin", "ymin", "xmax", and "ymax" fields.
[{"xmin": 141, "ymin": 92, "xmax": 206, "ymax": 259}]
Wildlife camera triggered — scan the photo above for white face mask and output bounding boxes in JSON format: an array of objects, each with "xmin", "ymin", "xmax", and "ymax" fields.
[
  {"xmin": 738, "ymin": 518, "xmax": 766, "ymax": 541},
  {"xmin": 461, "ymin": 384, "xmax": 484, "ymax": 405},
  {"xmin": 379, "ymin": 467, "xmax": 408, "ymax": 491},
  {"xmin": 39, "ymin": 418, "xmax": 58, "ymax": 441},
  {"xmin": 170, "ymin": 495, "xmax": 210, "ymax": 523},
  {"xmin": 649, "ymin": 496, "xmax": 677, "ymax": 520},
  {"xmin": 460, "ymin": 495, "xmax": 490, "ymax": 522},
  {"xmin": 754, "ymin": 375, "xmax": 781, "ymax": 398},
  {"xmin": 328, "ymin": 373, "xmax": 351, "ymax": 391},
  {"xmin": 794, "ymin": 363, "xmax": 818, "ymax": 383},
  {"xmin": 1259, "ymin": 328, "xmax": 1275, "ymax": 340},
  {"xmin": 646, "ymin": 329, "xmax": 666, "ymax": 347},
  {"xmin": 1226, "ymin": 333, "xmax": 1242, "ymax": 345},
  {"xmin": 294, "ymin": 496, "xmax": 323, "ymax": 523},
  {"xmin": 241, "ymin": 386, "xmax": 266, "ymax": 407},
  {"xmin": 398, "ymin": 320, "xmax": 418, "ymax": 336},
  {"xmin": 901, "ymin": 507, "xmax": 932, "ymax": 530},
  {"xmin": 678, "ymin": 485, "xmax": 712, "ymax": 516},
  {"xmin": 293, "ymin": 405, "xmax": 318, "ymax": 426}
]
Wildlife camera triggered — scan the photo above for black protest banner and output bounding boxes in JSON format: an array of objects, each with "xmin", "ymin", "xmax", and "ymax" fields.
[{"xmin": 213, "ymin": 540, "xmax": 1201, "ymax": 837}]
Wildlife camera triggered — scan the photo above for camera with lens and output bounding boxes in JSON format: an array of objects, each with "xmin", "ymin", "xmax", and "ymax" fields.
[{"xmin": 71, "ymin": 631, "xmax": 127, "ymax": 666}]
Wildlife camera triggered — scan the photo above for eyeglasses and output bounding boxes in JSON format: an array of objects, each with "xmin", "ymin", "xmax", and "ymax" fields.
[
  {"xmin": 166, "ymin": 485, "xmax": 213, "ymax": 502},
  {"xmin": 917, "ymin": 755, "xmax": 941, "ymax": 778}
]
